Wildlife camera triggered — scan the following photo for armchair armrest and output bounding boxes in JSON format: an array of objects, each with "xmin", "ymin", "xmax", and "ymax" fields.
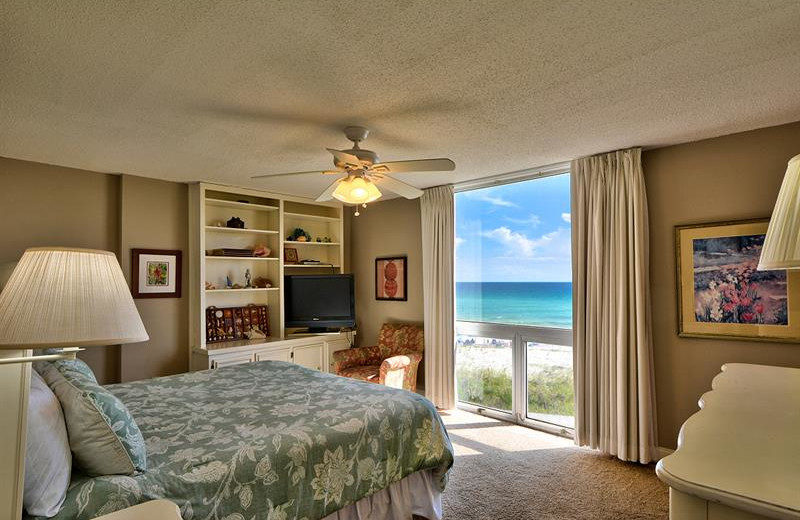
[
  {"xmin": 332, "ymin": 345, "xmax": 382, "ymax": 373},
  {"xmin": 379, "ymin": 353, "xmax": 424, "ymax": 390}
]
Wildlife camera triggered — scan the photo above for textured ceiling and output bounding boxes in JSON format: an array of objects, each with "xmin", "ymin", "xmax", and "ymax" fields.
[{"xmin": 2, "ymin": 0, "xmax": 800, "ymax": 199}]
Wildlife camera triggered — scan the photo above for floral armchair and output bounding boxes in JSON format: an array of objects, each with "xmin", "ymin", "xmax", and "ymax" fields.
[{"xmin": 332, "ymin": 323, "xmax": 424, "ymax": 391}]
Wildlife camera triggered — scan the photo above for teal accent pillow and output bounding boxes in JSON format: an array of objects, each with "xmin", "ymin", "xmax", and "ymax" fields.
[{"xmin": 36, "ymin": 360, "xmax": 147, "ymax": 476}]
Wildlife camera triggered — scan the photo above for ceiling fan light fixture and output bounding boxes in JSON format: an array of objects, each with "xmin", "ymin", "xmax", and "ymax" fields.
[{"xmin": 332, "ymin": 176, "xmax": 382, "ymax": 204}]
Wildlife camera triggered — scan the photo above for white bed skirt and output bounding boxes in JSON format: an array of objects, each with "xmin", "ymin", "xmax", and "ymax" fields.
[{"xmin": 322, "ymin": 469, "xmax": 442, "ymax": 520}]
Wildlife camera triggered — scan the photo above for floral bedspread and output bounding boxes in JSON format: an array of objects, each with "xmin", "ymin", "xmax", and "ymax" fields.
[{"xmin": 36, "ymin": 361, "xmax": 453, "ymax": 520}]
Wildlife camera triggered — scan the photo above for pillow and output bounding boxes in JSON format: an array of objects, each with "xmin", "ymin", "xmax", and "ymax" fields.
[
  {"xmin": 36, "ymin": 360, "xmax": 147, "ymax": 476},
  {"xmin": 24, "ymin": 370, "xmax": 71, "ymax": 517},
  {"xmin": 34, "ymin": 356, "xmax": 96, "ymax": 382}
]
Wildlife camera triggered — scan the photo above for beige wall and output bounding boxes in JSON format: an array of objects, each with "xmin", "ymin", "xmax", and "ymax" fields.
[
  {"xmin": 119, "ymin": 175, "xmax": 189, "ymax": 382},
  {"xmin": 0, "ymin": 158, "xmax": 189, "ymax": 383},
  {"xmin": 0, "ymin": 157, "xmax": 121, "ymax": 383},
  {"xmin": 643, "ymin": 120, "xmax": 800, "ymax": 449},
  {"xmin": 349, "ymin": 197, "xmax": 424, "ymax": 348}
]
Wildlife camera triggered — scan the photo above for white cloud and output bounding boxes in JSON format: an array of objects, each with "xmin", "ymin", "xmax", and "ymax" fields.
[
  {"xmin": 455, "ymin": 236, "xmax": 465, "ymax": 248},
  {"xmin": 481, "ymin": 226, "xmax": 566, "ymax": 257},
  {"xmin": 467, "ymin": 192, "xmax": 518, "ymax": 208},
  {"xmin": 561, "ymin": 213, "xmax": 571, "ymax": 223},
  {"xmin": 505, "ymin": 214, "xmax": 541, "ymax": 227}
]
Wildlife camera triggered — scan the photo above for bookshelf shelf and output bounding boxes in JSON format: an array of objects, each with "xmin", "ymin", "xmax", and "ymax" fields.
[
  {"xmin": 206, "ymin": 198, "xmax": 279, "ymax": 212},
  {"xmin": 205, "ymin": 256, "xmax": 279, "ymax": 261},
  {"xmin": 283, "ymin": 241, "xmax": 341, "ymax": 246},
  {"xmin": 284, "ymin": 212, "xmax": 340, "ymax": 222},
  {"xmin": 205, "ymin": 226, "xmax": 279, "ymax": 235},
  {"xmin": 206, "ymin": 288, "xmax": 279, "ymax": 293}
]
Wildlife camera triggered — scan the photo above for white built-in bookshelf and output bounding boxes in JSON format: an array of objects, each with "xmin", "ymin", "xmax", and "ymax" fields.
[{"xmin": 189, "ymin": 183, "xmax": 347, "ymax": 370}]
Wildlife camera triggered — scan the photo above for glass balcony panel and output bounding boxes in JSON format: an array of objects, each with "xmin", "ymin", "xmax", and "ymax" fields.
[
  {"xmin": 456, "ymin": 334, "xmax": 513, "ymax": 413},
  {"xmin": 526, "ymin": 341, "xmax": 574, "ymax": 429}
]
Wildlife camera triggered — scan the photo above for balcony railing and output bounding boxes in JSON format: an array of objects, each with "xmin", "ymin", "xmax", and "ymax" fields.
[{"xmin": 455, "ymin": 320, "xmax": 574, "ymax": 435}]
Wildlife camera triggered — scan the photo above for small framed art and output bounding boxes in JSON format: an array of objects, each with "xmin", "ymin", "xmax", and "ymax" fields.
[
  {"xmin": 675, "ymin": 218, "xmax": 800, "ymax": 342},
  {"xmin": 131, "ymin": 249, "xmax": 182, "ymax": 298},
  {"xmin": 284, "ymin": 247, "xmax": 299, "ymax": 264},
  {"xmin": 376, "ymin": 256, "xmax": 407, "ymax": 301}
]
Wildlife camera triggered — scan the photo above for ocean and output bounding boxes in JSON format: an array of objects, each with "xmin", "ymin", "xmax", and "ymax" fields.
[{"xmin": 456, "ymin": 282, "xmax": 572, "ymax": 328}]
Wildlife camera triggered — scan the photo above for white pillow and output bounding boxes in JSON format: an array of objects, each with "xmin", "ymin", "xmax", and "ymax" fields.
[{"xmin": 24, "ymin": 369, "xmax": 71, "ymax": 517}]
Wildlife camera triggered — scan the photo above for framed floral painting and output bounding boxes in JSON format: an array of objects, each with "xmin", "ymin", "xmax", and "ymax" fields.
[
  {"xmin": 375, "ymin": 256, "xmax": 407, "ymax": 301},
  {"xmin": 676, "ymin": 219, "xmax": 800, "ymax": 342},
  {"xmin": 131, "ymin": 249, "xmax": 182, "ymax": 298}
]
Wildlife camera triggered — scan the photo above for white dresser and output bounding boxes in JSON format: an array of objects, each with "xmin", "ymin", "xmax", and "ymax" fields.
[{"xmin": 656, "ymin": 363, "xmax": 800, "ymax": 520}]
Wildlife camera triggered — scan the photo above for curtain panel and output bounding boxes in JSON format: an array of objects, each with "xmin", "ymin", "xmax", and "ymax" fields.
[
  {"xmin": 420, "ymin": 185, "xmax": 456, "ymax": 410},
  {"xmin": 571, "ymin": 148, "xmax": 658, "ymax": 463}
]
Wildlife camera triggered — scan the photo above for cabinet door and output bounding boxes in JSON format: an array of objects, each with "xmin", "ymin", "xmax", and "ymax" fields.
[
  {"xmin": 255, "ymin": 348, "xmax": 291, "ymax": 363},
  {"xmin": 210, "ymin": 352, "xmax": 254, "ymax": 369},
  {"xmin": 292, "ymin": 343, "xmax": 325, "ymax": 372},
  {"xmin": 326, "ymin": 338, "xmax": 352, "ymax": 372}
]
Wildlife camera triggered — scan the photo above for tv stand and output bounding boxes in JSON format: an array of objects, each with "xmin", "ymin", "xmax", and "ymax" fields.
[{"xmin": 287, "ymin": 328, "xmax": 353, "ymax": 337}]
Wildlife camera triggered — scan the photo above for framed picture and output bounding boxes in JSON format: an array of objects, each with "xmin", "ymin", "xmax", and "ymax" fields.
[
  {"xmin": 131, "ymin": 249, "xmax": 182, "ymax": 298},
  {"xmin": 284, "ymin": 247, "xmax": 299, "ymax": 264},
  {"xmin": 676, "ymin": 219, "xmax": 800, "ymax": 342},
  {"xmin": 376, "ymin": 256, "xmax": 407, "ymax": 301}
]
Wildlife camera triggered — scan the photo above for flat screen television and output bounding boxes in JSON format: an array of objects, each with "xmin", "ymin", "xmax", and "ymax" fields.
[{"xmin": 284, "ymin": 274, "xmax": 355, "ymax": 331}]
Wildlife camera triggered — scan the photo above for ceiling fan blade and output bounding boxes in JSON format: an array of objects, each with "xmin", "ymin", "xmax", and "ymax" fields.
[
  {"xmin": 370, "ymin": 158, "xmax": 455, "ymax": 174},
  {"xmin": 251, "ymin": 170, "xmax": 340, "ymax": 179},
  {"xmin": 326, "ymin": 148, "xmax": 362, "ymax": 169},
  {"xmin": 373, "ymin": 174, "xmax": 424, "ymax": 199},
  {"xmin": 316, "ymin": 178, "xmax": 343, "ymax": 202}
]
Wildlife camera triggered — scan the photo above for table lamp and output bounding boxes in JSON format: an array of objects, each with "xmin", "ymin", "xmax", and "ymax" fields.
[
  {"xmin": 0, "ymin": 247, "xmax": 148, "ymax": 519},
  {"xmin": 759, "ymin": 154, "xmax": 800, "ymax": 270}
]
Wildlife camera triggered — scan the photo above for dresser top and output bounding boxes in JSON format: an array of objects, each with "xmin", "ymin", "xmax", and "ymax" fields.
[{"xmin": 656, "ymin": 363, "xmax": 800, "ymax": 519}]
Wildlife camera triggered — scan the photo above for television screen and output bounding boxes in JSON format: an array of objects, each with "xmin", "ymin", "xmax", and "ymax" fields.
[{"xmin": 284, "ymin": 274, "xmax": 355, "ymax": 330}]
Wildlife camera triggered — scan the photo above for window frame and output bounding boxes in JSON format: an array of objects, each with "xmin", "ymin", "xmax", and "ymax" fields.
[{"xmin": 453, "ymin": 163, "xmax": 573, "ymax": 438}]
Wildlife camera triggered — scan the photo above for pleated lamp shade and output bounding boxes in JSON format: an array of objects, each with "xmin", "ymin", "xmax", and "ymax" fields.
[
  {"xmin": 759, "ymin": 154, "xmax": 800, "ymax": 271},
  {"xmin": 0, "ymin": 247, "xmax": 148, "ymax": 348}
]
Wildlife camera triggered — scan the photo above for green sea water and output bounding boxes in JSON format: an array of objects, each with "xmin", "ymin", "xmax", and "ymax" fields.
[{"xmin": 456, "ymin": 282, "xmax": 573, "ymax": 328}]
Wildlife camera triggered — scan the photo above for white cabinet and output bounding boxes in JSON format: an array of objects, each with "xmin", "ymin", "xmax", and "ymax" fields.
[
  {"xmin": 292, "ymin": 343, "xmax": 325, "ymax": 371},
  {"xmin": 656, "ymin": 364, "xmax": 800, "ymax": 520},
  {"xmin": 255, "ymin": 348, "xmax": 291, "ymax": 363},
  {"xmin": 192, "ymin": 332, "xmax": 353, "ymax": 373},
  {"xmin": 210, "ymin": 352, "xmax": 254, "ymax": 369}
]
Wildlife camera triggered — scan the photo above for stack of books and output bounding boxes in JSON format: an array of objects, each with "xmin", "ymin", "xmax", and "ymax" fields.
[{"xmin": 209, "ymin": 248, "xmax": 254, "ymax": 257}]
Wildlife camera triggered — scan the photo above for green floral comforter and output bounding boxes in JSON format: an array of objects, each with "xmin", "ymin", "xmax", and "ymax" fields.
[{"xmin": 40, "ymin": 361, "xmax": 453, "ymax": 520}]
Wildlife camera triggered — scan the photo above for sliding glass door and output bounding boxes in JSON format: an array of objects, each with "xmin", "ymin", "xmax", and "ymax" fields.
[{"xmin": 455, "ymin": 172, "xmax": 573, "ymax": 434}]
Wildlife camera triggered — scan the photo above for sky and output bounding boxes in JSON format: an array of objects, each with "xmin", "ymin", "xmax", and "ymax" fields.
[{"xmin": 455, "ymin": 173, "xmax": 571, "ymax": 282}]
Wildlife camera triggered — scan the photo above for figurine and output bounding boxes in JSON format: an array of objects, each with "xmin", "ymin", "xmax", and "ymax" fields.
[
  {"xmin": 254, "ymin": 277, "xmax": 273, "ymax": 288},
  {"xmin": 226, "ymin": 275, "xmax": 233, "ymax": 289},
  {"xmin": 246, "ymin": 325, "xmax": 266, "ymax": 340},
  {"xmin": 205, "ymin": 281, "xmax": 217, "ymax": 290},
  {"xmin": 245, "ymin": 269, "xmax": 252, "ymax": 288},
  {"xmin": 227, "ymin": 216, "xmax": 245, "ymax": 229}
]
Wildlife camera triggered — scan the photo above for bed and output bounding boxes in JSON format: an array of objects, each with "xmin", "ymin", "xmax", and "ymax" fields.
[{"xmin": 34, "ymin": 361, "xmax": 453, "ymax": 520}]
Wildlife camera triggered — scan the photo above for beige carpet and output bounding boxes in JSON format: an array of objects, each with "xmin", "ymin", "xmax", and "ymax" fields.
[{"xmin": 439, "ymin": 410, "xmax": 668, "ymax": 520}]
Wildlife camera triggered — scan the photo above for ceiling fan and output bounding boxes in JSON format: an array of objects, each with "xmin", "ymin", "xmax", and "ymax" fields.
[{"xmin": 251, "ymin": 126, "xmax": 455, "ymax": 214}]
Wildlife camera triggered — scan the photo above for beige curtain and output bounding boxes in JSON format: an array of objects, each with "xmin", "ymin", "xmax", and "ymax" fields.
[
  {"xmin": 572, "ymin": 148, "xmax": 658, "ymax": 463},
  {"xmin": 420, "ymin": 185, "xmax": 456, "ymax": 409}
]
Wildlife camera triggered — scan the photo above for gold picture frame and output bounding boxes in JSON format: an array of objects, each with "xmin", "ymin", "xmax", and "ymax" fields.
[{"xmin": 676, "ymin": 218, "xmax": 800, "ymax": 342}]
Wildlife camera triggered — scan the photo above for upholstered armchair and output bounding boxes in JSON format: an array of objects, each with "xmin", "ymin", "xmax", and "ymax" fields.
[{"xmin": 332, "ymin": 323, "xmax": 424, "ymax": 391}]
